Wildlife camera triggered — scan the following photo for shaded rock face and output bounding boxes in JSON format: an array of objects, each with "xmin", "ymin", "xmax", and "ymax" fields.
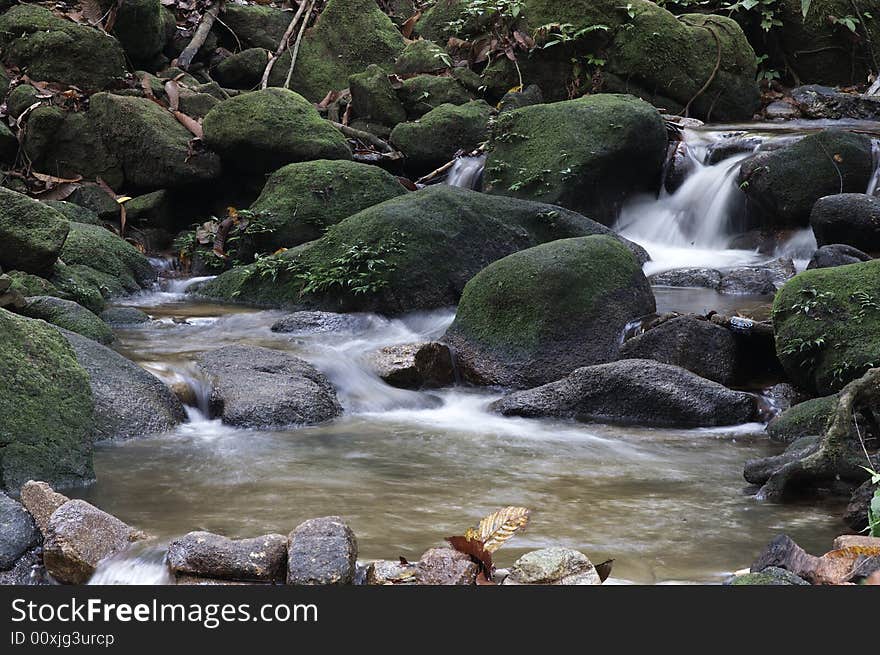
[
  {"xmin": 287, "ymin": 516, "xmax": 357, "ymax": 585},
  {"xmin": 369, "ymin": 342, "xmax": 456, "ymax": 390},
  {"xmin": 491, "ymin": 359, "xmax": 757, "ymax": 428},
  {"xmin": 20, "ymin": 481, "xmax": 69, "ymax": 536},
  {"xmin": 810, "ymin": 194, "xmax": 880, "ymax": 251},
  {"xmin": 213, "ymin": 48, "xmax": 270, "ymax": 89},
  {"xmin": 502, "ymin": 548, "xmax": 600, "ymax": 585},
  {"xmin": 619, "ymin": 316, "xmax": 739, "ymax": 386},
  {"xmin": 844, "ymin": 480, "xmax": 876, "ymax": 532},
  {"xmin": 60, "ymin": 330, "xmax": 186, "ymax": 441},
  {"xmin": 792, "ymin": 85, "xmax": 880, "ymax": 122},
  {"xmin": 415, "ymin": 547, "xmax": 478, "ymax": 585},
  {"xmin": 0, "ymin": 547, "xmax": 43, "ymax": 585},
  {"xmin": 271, "ymin": 311, "xmax": 376, "ymax": 335},
  {"xmin": 0, "ymin": 311, "xmax": 94, "ymax": 493},
  {"xmin": 167, "ymin": 532, "xmax": 288, "ymax": 583},
  {"xmin": 0, "ymin": 187, "xmax": 69, "ymax": 277},
  {"xmin": 43, "ymin": 499, "xmax": 143, "ymax": 584},
  {"xmin": 99, "ymin": 307, "xmax": 151, "ymax": 326},
  {"xmin": 718, "ymin": 258, "xmax": 797, "ymax": 295},
  {"xmin": 738, "ymin": 130, "xmax": 874, "ymax": 229},
  {"xmin": 348, "ymin": 64, "xmax": 408, "ymax": 127},
  {"xmin": 398, "ymin": 75, "xmax": 474, "ymax": 119},
  {"xmin": 444, "ymin": 236, "xmax": 655, "ymax": 389},
  {"xmin": 21, "ymin": 297, "xmax": 114, "ymax": 345},
  {"xmin": 807, "ymin": 244, "xmax": 872, "ymax": 270},
  {"xmin": 0, "ymin": 492, "xmax": 39, "ymax": 571},
  {"xmin": 198, "ymin": 345, "xmax": 342, "ymax": 428}
]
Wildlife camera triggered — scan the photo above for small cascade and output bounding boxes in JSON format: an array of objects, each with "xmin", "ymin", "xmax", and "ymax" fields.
[
  {"xmin": 88, "ymin": 545, "xmax": 172, "ymax": 585},
  {"xmin": 869, "ymin": 138, "xmax": 880, "ymax": 197},
  {"xmin": 446, "ymin": 154, "xmax": 486, "ymax": 190},
  {"xmin": 142, "ymin": 361, "xmax": 214, "ymax": 421}
]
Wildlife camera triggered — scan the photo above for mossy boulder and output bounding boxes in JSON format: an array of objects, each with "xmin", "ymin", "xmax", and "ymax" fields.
[
  {"xmin": 0, "ymin": 187, "xmax": 69, "ymax": 277},
  {"xmin": 6, "ymin": 84, "xmax": 41, "ymax": 118},
  {"xmin": 105, "ymin": 0, "xmax": 168, "ymax": 68},
  {"xmin": 0, "ymin": 309, "xmax": 94, "ymax": 492},
  {"xmin": 739, "ymin": 130, "xmax": 874, "ymax": 229},
  {"xmin": 268, "ymin": 0, "xmax": 406, "ymax": 101},
  {"xmin": 766, "ymin": 395, "xmax": 838, "ymax": 443},
  {"xmin": 391, "ymin": 101, "xmax": 492, "ymax": 171},
  {"xmin": 772, "ymin": 260, "xmax": 880, "ymax": 395},
  {"xmin": 728, "ymin": 567, "xmax": 810, "ymax": 586},
  {"xmin": 49, "ymin": 263, "xmax": 108, "ymax": 314},
  {"xmin": 0, "ymin": 123, "xmax": 16, "ymax": 164},
  {"xmin": 394, "ymin": 39, "xmax": 450, "ymax": 75},
  {"xmin": 196, "ymin": 185, "xmax": 643, "ymax": 314},
  {"xmin": 60, "ymin": 222, "xmax": 157, "ymax": 294},
  {"xmin": 19, "ymin": 296, "xmax": 114, "ymax": 345},
  {"xmin": 4, "ymin": 271, "xmax": 61, "ymax": 299},
  {"xmin": 484, "ymin": 94, "xmax": 667, "ymax": 225},
  {"xmin": 245, "ymin": 160, "xmax": 408, "ymax": 254},
  {"xmin": 89, "ymin": 93, "xmax": 222, "ymax": 189},
  {"xmin": 416, "ymin": 0, "xmax": 493, "ymax": 42},
  {"xmin": 398, "ymin": 74, "xmax": 474, "ymax": 118},
  {"xmin": 444, "ymin": 236, "xmax": 655, "ymax": 388},
  {"xmin": 44, "ymin": 201, "xmax": 102, "ymax": 226},
  {"xmin": 202, "ymin": 88, "xmax": 351, "ymax": 173},
  {"xmin": 0, "ymin": 5, "xmax": 127, "ymax": 90},
  {"xmin": 213, "ymin": 48, "xmax": 270, "ymax": 89},
  {"xmin": 220, "ymin": 4, "xmax": 290, "ymax": 51},
  {"xmin": 349, "ymin": 64, "xmax": 408, "ymax": 127}
]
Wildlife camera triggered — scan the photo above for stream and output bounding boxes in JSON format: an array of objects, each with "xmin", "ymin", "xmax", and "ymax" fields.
[{"xmin": 70, "ymin": 120, "xmax": 880, "ymax": 584}]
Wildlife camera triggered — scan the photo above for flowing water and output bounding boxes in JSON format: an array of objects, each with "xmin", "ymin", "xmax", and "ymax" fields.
[{"xmin": 68, "ymin": 121, "xmax": 880, "ymax": 584}]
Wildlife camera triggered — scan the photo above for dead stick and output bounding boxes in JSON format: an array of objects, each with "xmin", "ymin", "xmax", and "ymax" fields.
[
  {"xmin": 260, "ymin": 0, "xmax": 309, "ymax": 89},
  {"xmin": 283, "ymin": 0, "xmax": 318, "ymax": 89},
  {"xmin": 328, "ymin": 121, "xmax": 397, "ymax": 155},
  {"xmin": 177, "ymin": 1, "xmax": 223, "ymax": 71}
]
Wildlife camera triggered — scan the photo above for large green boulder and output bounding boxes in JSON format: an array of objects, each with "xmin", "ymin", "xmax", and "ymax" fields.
[
  {"xmin": 0, "ymin": 187, "xmax": 69, "ymax": 277},
  {"xmin": 202, "ymin": 89, "xmax": 351, "ymax": 173},
  {"xmin": 398, "ymin": 75, "xmax": 474, "ymax": 118},
  {"xmin": 0, "ymin": 5, "xmax": 127, "ymax": 90},
  {"xmin": 772, "ymin": 260, "xmax": 880, "ymax": 395},
  {"xmin": 484, "ymin": 94, "xmax": 667, "ymax": 225},
  {"xmin": 0, "ymin": 309, "xmax": 94, "ymax": 492},
  {"xmin": 739, "ymin": 130, "xmax": 874, "ymax": 229},
  {"xmin": 19, "ymin": 296, "xmax": 115, "ymax": 345},
  {"xmin": 766, "ymin": 395, "xmax": 838, "ymax": 443},
  {"xmin": 245, "ymin": 160, "xmax": 408, "ymax": 254},
  {"xmin": 394, "ymin": 39, "xmax": 450, "ymax": 75},
  {"xmin": 220, "ymin": 4, "xmax": 290, "ymax": 51},
  {"xmin": 49, "ymin": 262, "xmax": 108, "ymax": 314},
  {"xmin": 391, "ymin": 101, "xmax": 492, "ymax": 171},
  {"xmin": 444, "ymin": 236, "xmax": 655, "ymax": 388},
  {"xmin": 349, "ymin": 64, "xmax": 408, "ymax": 127},
  {"xmin": 268, "ymin": 0, "xmax": 406, "ymax": 101},
  {"xmin": 213, "ymin": 48, "xmax": 270, "ymax": 89},
  {"xmin": 196, "ymin": 185, "xmax": 644, "ymax": 314},
  {"xmin": 104, "ymin": 0, "xmax": 168, "ymax": 68}
]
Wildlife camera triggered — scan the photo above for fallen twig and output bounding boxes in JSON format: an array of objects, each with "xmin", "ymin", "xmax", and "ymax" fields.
[
  {"xmin": 260, "ymin": 0, "xmax": 310, "ymax": 89},
  {"xmin": 177, "ymin": 0, "xmax": 224, "ymax": 71},
  {"xmin": 329, "ymin": 121, "xmax": 399, "ymax": 156},
  {"xmin": 283, "ymin": 0, "xmax": 318, "ymax": 89}
]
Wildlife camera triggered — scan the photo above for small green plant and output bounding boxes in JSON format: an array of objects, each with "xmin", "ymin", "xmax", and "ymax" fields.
[
  {"xmin": 299, "ymin": 232, "xmax": 406, "ymax": 296},
  {"xmin": 852, "ymin": 291, "xmax": 880, "ymax": 321},
  {"xmin": 787, "ymin": 287, "xmax": 835, "ymax": 318},
  {"xmin": 863, "ymin": 466, "xmax": 880, "ymax": 537}
]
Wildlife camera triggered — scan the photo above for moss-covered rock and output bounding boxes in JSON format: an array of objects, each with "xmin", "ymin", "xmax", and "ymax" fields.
[
  {"xmin": 124, "ymin": 190, "xmax": 175, "ymax": 231},
  {"xmin": 484, "ymin": 94, "xmax": 667, "ymax": 225},
  {"xmin": 19, "ymin": 296, "xmax": 114, "ymax": 345},
  {"xmin": 6, "ymin": 84, "xmax": 40, "ymax": 118},
  {"xmin": 766, "ymin": 395, "xmax": 838, "ymax": 443},
  {"xmin": 202, "ymin": 88, "xmax": 351, "ymax": 173},
  {"xmin": 0, "ymin": 122, "xmax": 16, "ymax": 164},
  {"xmin": 213, "ymin": 48, "xmax": 270, "ymax": 89},
  {"xmin": 772, "ymin": 260, "xmax": 880, "ymax": 395},
  {"xmin": 0, "ymin": 5, "xmax": 127, "ymax": 90},
  {"xmin": 349, "ymin": 64, "xmax": 408, "ymax": 127},
  {"xmin": 4, "ymin": 271, "xmax": 61, "ymax": 299},
  {"xmin": 49, "ymin": 263, "xmax": 108, "ymax": 314},
  {"xmin": 245, "ymin": 159, "xmax": 408, "ymax": 254},
  {"xmin": 444, "ymin": 236, "xmax": 655, "ymax": 388},
  {"xmin": 219, "ymin": 4, "xmax": 290, "ymax": 51},
  {"xmin": 267, "ymin": 0, "xmax": 405, "ymax": 101},
  {"xmin": 394, "ymin": 39, "xmax": 450, "ymax": 75},
  {"xmin": 391, "ymin": 101, "xmax": 492, "ymax": 171},
  {"xmin": 0, "ymin": 309, "xmax": 94, "ymax": 492},
  {"xmin": 728, "ymin": 567, "xmax": 810, "ymax": 585},
  {"xmin": 416, "ymin": 0, "xmax": 493, "ymax": 42},
  {"xmin": 44, "ymin": 201, "xmax": 102, "ymax": 226},
  {"xmin": 60, "ymin": 222, "xmax": 157, "ymax": 294},
  {"xmin": 739, "ymin": 130, "xmax": 874, "ymax": 229},
  {"xmin": 105, "ymin": 0, "xmax": 168, "ymax": 68},
  {"xmin": 398, "ymin": 74, "xmax": 474, "ymax": 118},
  {"xmin": 0, "ymin": 187, "xmax": 69, "ymax": 277},
  {"xmin": 196, "ymin": 185, "xmax": 642, "ymax": 314},
  {"xmin": 89, "ymin": 93, "xmax": 222, "ymax": 189}
]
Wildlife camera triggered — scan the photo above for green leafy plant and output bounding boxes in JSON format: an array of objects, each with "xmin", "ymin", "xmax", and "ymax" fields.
[
  {"xmin": 864, "ymin": 467, "xmax": 880, "ymax": 537},
  {"xmin": 786, "ymin": 287, "xmax": 836, "ymax": 318},
  {"xmin": 299, "ymin": 232, "xmax": 407, "ymax": 296}
]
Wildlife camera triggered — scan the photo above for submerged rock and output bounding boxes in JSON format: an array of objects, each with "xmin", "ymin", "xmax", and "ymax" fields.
[
  {"xmin": 810, "ymin": 194, "xmax": 880, "ymax": 252},
  {"xmin": 167, "ymin": 531, "xmax": 288, "ymax": 583},
  {"xmin": 491, "ymin": 359, "xmax": 757, "ymax": 428},
  {"xmin": 21, "ymin": 297, "xmax": 114, "ymax": 345},
  {"xmin": 502, "ymin": 548, "xmax": 601, "ymax": 585},
  {"xmin": 287, "ymin": 516, "xmax": 357, "ymax": 585},
  {"xmin": 0, "ymin": 187, "xmax": 69, "ymax": 277},
  {"xmin": 444, "ymin": 236, "xmax": 655, "ymax": 389},
  {"xmin": 415, "ymin": 547, "xmax": 478, "ymax": 585},
  {"xmin": 99, "ymin": 306, "xmax": 152, "ymax": 326},
  {"xmin": 807, "ymin": 244, "xmax": 872, "ymax": 270},
  {"xmin": 0, "ymin": 493, "xmax": 39, "ymax": 571},
  {"xmin": 270, "ymin": 311, "xmax": 375, "ymax": 334},
  {"xmin": 198, "ymin": 345, "xmax": 341, "ymax": 428},
  {"xmin": 369, "ymin": 342, "xmax": 455, "ymax": 389}
]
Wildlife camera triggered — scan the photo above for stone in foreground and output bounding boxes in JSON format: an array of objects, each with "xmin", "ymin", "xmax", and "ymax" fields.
[
  {"xmin": 287, "ymin": 516, "xmax": 357, "ymax": 585},
  {"xmin": 167, "ymin": 531, "xmax": 288, "ymax": 583},
  {"xmin": 0, "ymin": 492, "xmax": 39, "ymax": 571},
  {"xmin": 369, "ymin": 342, "xmax": 455, "ymax": 389},
  {"xmin": 415, "ymin": 547, "xmax": 479, "ymax": 585},
  {"xmin": 502, "ymin": 548, "xmax": 601, "ymax": 585},
  {"xmin": 19, "ymin": 481, "xmax": 69, "ymax": 536}
]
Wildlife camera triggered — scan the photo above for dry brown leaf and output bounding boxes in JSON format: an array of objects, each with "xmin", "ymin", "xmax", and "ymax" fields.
[
  {"xmin": 32, "ymin": 172, "xmax": 83, "ymax": 185},
  {"xmin": 34, "ymin": 182, "xmax": 80, "ymax": 201},
  {"xmin": 173, "ymin": 111, "xmax": 203, "ymax": 138},
  {"xmin": 401, "ymin": 12, "xmax": 422, "ymax": 39},
  {"xmin": 478, "ymin": 506, "xmax": 530, "ymax": 554},
  {"xmin": 164, "ymin": 80, "xmax": 180, "ymax": 112}
]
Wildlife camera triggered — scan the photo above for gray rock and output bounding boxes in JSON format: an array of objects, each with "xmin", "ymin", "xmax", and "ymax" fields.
[
  {"xmin": 287, "ymin": 516, "xmax": 357, "ymax": 585},
  {"xmin": 0, "ymin": 547, "xmax": 44, "ymax": 585},
  {"xmin": 61, "ymin": 330, "xmax": 186, "ymax": 440},
  {"xmin": 415, "ymin": 547, "xmax": 478, "ymax": 585},
  {"xmin": 792, "ymin": 85, "xmax": 880, "ymax": 121},
  {"xmin": 620, "ymin": 315, "xmax": 740, "ymax": 386},
  {"xmin": 502, "ymin": 547, "xmax": 601, "ymax": 585},
  {"xmin": 491, "ymin": 359, "xmax": 758, "ymax": 428},
  {"xmin": 649, "ymin": 268, "xmax": 722, "ymax": 289},
  {"xmin": 99, "ymin": 306, "xmax": 151, "ymax": 325},
  {"xmin": 199, "ymin": 345, "xmax": 341, "ymax": 428},
  {"xmin": 0, "ymin": 493, "xmax": 39, "ymax": 570},
  {"xmin": 810, "ymin": 194, "xmax": 880, "ymax": 251},
  {"xmin": 844, "ymin": 479, "xmax": 875, "ymax": 533},
  {"xmin": 167, "ymin": 531, "xmax": 288, "ymax": 583},
  {"xmin": 719, "ymin": 258, "xmax": 796, "ymax": 295},
  {"xmin": 19, "ymin": 481, "xmax": 69, "ymax": 536},
  {"xmin": 807, "ymin": 244, "xmax": 872, "ymax": 270},
  {"xmin": 270, "ymin": 311, "xmax": 375, "ymax": 334},
  {"xmin": 369, "ymin": 342, "xmax": 455, "ymax": 389},
  {"xmin": 764, "ymin": 101, "xmax": 800, "ymax": 120},
  {"xmin": 728, "ymin": 566, "xmax": 810, "ymax": 585},
  {"xmin": 365, "ymin": 559, "xmax": 417, "ymax": 585},
  {"xmin": 43, "ymin": 499, "xmax": 145, "ymax": 584}
]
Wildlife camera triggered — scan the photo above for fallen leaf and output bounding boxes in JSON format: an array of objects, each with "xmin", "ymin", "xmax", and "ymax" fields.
[
  {"xmin": 401, "ymin": 11, "xmax": 422, "ymax": 39},
  {"xmin": 164, "ymin": 80, "xmax": 180, "ymax": 112},
  {"xmin": 173, "ymin": 111, "xmax": 203, "ymax": 138}
]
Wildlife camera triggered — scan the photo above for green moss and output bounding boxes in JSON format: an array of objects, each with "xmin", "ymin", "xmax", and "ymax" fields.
[
  {"xmin": 202, "ymin": 88, "xmax": 351, "ymax": 173},
  {"xmin": 213, "ymin": 48, "xmax": 270, "ymax": 89},
  {"xmin": 0, "ymin": 309, "xmax": 95, "ymax": 492},
  {"xmin": 773, "ymin": 260, "xmax": 880, "ymax": 394},
  {"xmin": 729, "ymin": 567, "xmax": 809, "ymax": 585},
  {"xmin": 0, "ymin": 187, "xmax": 69, "ymax": 277},
  {"xmin": 268, "ymin": 0, "xmax": 405, "ymax": 101},
  {"xmin": 398, "ymin": 74, "xmax": 474, "ymax": 118},
  {"xmin": 44, "ymin": 201, "xmax": 103, "ymax": 226},
  {"xmin": 49, "ymin": 262, "xmax": 107, "ymax": 314},
  {"xmin": 766, "ymin": 395, "xmax": 839, "ymax": 443},
  {"xmin": 394, "ymin": 39, "xmax": 450, "ymax": 74},
  {"xmin": 349, "ymin": 64, "xmax": 408, "ymax": 127},
  {"xmin": 484, "ymin": 93, "xmax": 666, "ymax": 224},
  {"xmin": 0, "ymin": 5, "xmax": 127, "ymax": 90},
  {"xmin": 5, "ymin": 271, "xmax": 61, "ymax": 298},
  {"xmin": 220, "ymin": 4, "xmax": 290, "ymax": 51},
  {"xmin": 20, "ymin": 296, "xmax": 115, "ymax": 345},
  {"xmin": 247, "ymin": 159, "xmax": 408, "ymax": 253},
  {"xmin": 60, "ymin": 222, "xmax": 156, "ymax": 293},
  {"xmin": 6, "ymin": 84, "xmax": 40, "ymax": 118},
  {"xmin": 390, "ymin": 100, "xmax": 492, "ymax": 170},
  {"xmin": 107, "ymin": 0, "xmax": 167, "ymax": 67}
]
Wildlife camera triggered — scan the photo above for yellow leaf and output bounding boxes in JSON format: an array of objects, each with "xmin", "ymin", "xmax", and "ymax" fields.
[
  {"xmin": 477, "ymin": 506, "xmax": 530, "ymax": 554},
  {"xmin": 116, "ymin": 196, "xmax": 132, "ymax": 204}
]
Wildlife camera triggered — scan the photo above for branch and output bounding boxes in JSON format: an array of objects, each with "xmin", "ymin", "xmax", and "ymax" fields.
[
  {"xmin": 328, "ymin": 121, "xmax": 401, "ymax": 158},
  {"xmin": 177, "ymin": 1, "xmax": 223, "ymax": 71},
  {"xmin": 283, "ymin": 0, "xmax": 318, "ymax": 89},
  {"xmin": 260, "ymin": 0, "xmax": 310, "ymax": 90}
]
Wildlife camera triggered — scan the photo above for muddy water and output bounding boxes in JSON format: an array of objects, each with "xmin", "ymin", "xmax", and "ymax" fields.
[{"xmin": 69, "ymin": 285, "xmax": 845, "ymax": 584}]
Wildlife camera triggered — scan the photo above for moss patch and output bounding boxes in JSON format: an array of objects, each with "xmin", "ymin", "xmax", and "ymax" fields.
[
  {"xmin": 60, "ymin": 222, "xmax": 157, "ymax": 294},
  {"xmin": 349, "ymin": 64, "xmax": 408, "ymax": 127},
  {"xmin": 766, "ymin": 395, "xmax": 839, "ymax": 443},
  {"xmin": 0, "ymin": 187, "xmax": 69, "ymax": 277},
  {"xmin": 398, "ymin": 74, "xmax": 474, "ymax": 118},
  {"xmin": 20, "ymin": 296, "xmax": 115, "ymax": 345}
]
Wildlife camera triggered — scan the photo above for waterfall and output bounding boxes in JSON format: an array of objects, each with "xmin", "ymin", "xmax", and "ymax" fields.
[
  {"xmin": 446, "ymin": 154, "xmax": 486, "ymax": 190},
  {"xmin": 88, "ymin": 545, "xmax": 172, "ymax": 585},
  {"xmin": 869, "ymin": 138, "xmax": 880, "ymax": 197}
]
